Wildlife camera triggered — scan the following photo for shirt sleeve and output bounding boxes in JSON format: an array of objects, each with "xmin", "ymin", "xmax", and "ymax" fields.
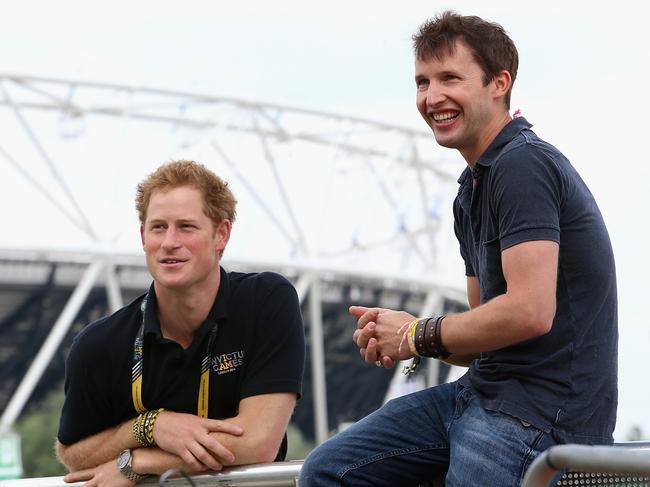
[
  {"xmin": 57, "ymin": 328, "xmax": 114, "ymax": 445},
  {"xmin": 489, "ymin": 145, "xmax": 563, "ymax": 250},
  {"xmin": 239, "ymin": 276, "xmax": 305, "ymax": 400},
  {"xmin": 453, "ymin": 198, "xmax": 476, "ymax": 277}
]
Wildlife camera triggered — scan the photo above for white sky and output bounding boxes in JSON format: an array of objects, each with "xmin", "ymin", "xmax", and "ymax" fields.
[{"xmin": 1, "ymin": 0, "xmax": 649, "ymax": 441}]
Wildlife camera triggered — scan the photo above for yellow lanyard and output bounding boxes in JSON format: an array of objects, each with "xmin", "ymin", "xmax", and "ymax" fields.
[{"xmin": 132, "ymin": 293, "xmax": 218, "ymax": 418}]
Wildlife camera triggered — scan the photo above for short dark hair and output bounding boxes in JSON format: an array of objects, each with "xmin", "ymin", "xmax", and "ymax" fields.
[
  {"xmin": 413, "ymin": 11, "xmax": 518, "ymax": 108},
  {"xmin": 135, "ymin": 160, "xmax": 237, "ymax": 226}
]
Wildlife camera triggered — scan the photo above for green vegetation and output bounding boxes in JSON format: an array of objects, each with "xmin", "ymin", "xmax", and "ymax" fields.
[
  {"xmin": 285, "ymin": 423, "xmax": 315, "ymax": 460},
  {"xmin": 14, "ymin": 385, "xmax": 67, "ymax": 478},
  {"xmin": 626, "ymin": 425, "xmax": 646, "ymax": 441}
]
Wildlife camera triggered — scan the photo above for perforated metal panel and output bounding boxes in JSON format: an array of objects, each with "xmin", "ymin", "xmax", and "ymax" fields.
[{"xmin": 557, "ymin": 471, "xmax": 650, "ymax": 486}]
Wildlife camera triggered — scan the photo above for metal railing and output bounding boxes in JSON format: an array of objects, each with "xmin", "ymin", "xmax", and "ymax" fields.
[
  {"xmin": 0, "ymin": 461, "xmax": 303, "ymax": 487},
  {"xmin": 522, "ymin": 443, "xmax": 650, "ymax": 487},
  {"xmin": 5, "ymin": 443, "xmax": 650, "ymax": 486}
]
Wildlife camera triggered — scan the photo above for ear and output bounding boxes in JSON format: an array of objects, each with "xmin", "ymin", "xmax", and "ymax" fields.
[
  {"xmin": 492, "ymin": 70, "xmax": 512, "ymax": 102},
  {"xmin": 140, "ymin": 225, "xmax": 145, "ymax": 249},
  {"xmin": 214, "ymin": 220, "xmax": 232, "ymax": 254}
]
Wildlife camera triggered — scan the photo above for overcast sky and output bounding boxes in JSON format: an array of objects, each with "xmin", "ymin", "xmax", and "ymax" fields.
[{"xmin": 1, "ymin": 0, "xmax": 648, "ymax": 440}]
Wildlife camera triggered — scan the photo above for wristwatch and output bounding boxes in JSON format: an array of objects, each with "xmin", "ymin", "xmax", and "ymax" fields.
[{"xmin": 117, "ymin": 448, "xmax": 148, "ymax": 483}]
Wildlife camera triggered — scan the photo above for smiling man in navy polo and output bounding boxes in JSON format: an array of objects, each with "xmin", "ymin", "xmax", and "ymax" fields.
[
  {"xmin": 300, "ymin": 11, "xmax": 617, "ymax": 487},
  {"xmin": 56, "ymin": 160, "xmax": 305, "ymax": 486}
]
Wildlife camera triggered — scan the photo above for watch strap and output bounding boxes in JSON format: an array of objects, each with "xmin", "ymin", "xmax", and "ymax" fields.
[{"xmin": 118, "ymin": 449, "xmax": 148, "ymax": 483}]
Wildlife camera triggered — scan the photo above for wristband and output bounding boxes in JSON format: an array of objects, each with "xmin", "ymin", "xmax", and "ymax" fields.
[
  {"xmin": 414, "ymin": 315, "xmax": 451, "ymax": 359},
  {"xmin": 407, "ymin": 319, "xmax": 420, "ymax": 357},
  {"xmin": 413, "ymin": 318, "xmax": 430, "ymax": 357},
  {"xmin": 434, "ymin": 315, "xmax": 450, "ymax": 359},
  {"xmin": 132, "ymin": 408, "xmax": 165, "ymax": 447},
  {"xmin": 132, "ymin": 413, "xmax": 148, "ymax": 447},
  {"xmin": 146, "ymin": 408, "xmax": 164, "ymax": 446},
  {"xmin": 402, "ymin": 318, "xmax": 424, "ymax": 377}
]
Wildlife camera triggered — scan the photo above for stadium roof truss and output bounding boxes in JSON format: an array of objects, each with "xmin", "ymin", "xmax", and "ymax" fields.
[{"xmin": 0, "ymin": 74, "xmax": 467, "ymax": 443}]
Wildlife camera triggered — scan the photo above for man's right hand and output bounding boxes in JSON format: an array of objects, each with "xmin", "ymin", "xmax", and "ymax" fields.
[
  {"xmin": 152, "ymin": 411, "xmax": 244, "ymax": 472},
  {"xmin": 350, "ymin": 306, "xmax": 415, "ymax": 366}
]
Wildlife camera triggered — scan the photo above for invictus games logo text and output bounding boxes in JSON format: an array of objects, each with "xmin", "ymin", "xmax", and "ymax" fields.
[{"xmin": 212, "ymin": 350, "xmax": 244, "ymax": 375}]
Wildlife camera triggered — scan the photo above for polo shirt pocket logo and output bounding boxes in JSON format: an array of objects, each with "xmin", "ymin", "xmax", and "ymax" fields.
[{"xmin": 212, "ymin": 350, "xmax": 245, "ymax": 375}]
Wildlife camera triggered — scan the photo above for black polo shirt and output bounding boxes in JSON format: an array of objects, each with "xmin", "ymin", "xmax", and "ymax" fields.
[
  {"xmin": 454, "ymin": 117, "xmax": 618, "ymax": 444},
  {"xmin": 58, "ymin": 267, "xmax": 305, "ymax": 459}
]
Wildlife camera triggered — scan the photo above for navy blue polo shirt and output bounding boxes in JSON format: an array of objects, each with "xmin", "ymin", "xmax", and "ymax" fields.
[
  {"xmin": 454, "ymin": 117, "xmax": 618, "ymax": 444},
  {"xmin": 58, "ymin": 267, "xmax": 305, "ymax": 459}
]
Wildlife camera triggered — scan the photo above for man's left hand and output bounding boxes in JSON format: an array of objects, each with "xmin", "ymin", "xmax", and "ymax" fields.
[
  {"xmin": 63, "ymin": 459, "xmax": 135, "ymax": 487},
  {"xmin": 350, "ymin": 306, "xmax": 415, "ymax": 367}
]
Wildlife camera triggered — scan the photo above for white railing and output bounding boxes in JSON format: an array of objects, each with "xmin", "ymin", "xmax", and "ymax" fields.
[
  {"xmin": 0, "ymin": 461, "xmax": 303, "ymax": 487},
  {"xmin": 522, "ymin": 443, "xmax": 650, "ymax": 487}
]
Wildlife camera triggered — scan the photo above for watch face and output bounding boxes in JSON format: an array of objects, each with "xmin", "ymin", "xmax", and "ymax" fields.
[{"xmin": 117, "ymin": 449, "xmax": 130, "ymax": 469}]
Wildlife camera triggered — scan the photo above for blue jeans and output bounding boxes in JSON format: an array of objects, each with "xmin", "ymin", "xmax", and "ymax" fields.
[{"xmin": 299, "ymin": 381, "xmax": 557, "ymax": 486}]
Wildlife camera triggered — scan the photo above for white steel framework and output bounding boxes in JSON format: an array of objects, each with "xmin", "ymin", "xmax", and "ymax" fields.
[{"xmin": 0, "ymin": 74, "xmax": 467, "ymax": 443}]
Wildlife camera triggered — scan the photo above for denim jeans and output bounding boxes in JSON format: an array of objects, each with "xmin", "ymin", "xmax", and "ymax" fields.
[{"xmin": 299, "ymin": 381, "xmax": 557, "ymax": 487}]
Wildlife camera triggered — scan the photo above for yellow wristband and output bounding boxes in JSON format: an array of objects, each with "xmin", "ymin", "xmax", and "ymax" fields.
[{"xmin": 407, "ymin": 319, "xmax": 420, "ymax": 357}]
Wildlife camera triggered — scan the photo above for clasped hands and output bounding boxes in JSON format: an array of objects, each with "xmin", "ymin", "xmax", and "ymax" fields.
[
  {"xmin": 350, "ymin": 306, "xmax": 416, "ymax": 368},
  {"xmin": 151, "ymin": 410, "xmax": 243, "ymax": 472},
  {"xmin": 64, "ymin": 411, "xmax": 244, "ymax": 486}
]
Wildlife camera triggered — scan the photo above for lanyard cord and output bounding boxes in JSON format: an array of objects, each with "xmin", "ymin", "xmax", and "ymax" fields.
[{"xmin": 132, "ymin": 293, "xmax": 219, "ymax": 418}]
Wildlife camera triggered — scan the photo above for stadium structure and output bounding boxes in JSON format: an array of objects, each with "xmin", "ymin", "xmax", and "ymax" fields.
[{"xmin": 0, "ymin": 74, "xmax": 468, "ymax": 451}]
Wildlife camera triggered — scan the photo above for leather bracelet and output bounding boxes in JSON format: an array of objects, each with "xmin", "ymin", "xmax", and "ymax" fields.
[
  {"xmin": 413, "ymin": 315, "xmax": 451, "ymax": 358},
  {"xmin": 413, "ymin": 318, "xmax": 429, "ymax": 357},
  {"xmin": 433, "ymin": 315, "xmax": 450, "ymax": 359},
  {"xmin": 424, "ymin": 317, "xmax": 436, "ymax": 355},
  {"xmin": 414, "ymin": 317, "xmax": 440, "ymax": 358}
]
